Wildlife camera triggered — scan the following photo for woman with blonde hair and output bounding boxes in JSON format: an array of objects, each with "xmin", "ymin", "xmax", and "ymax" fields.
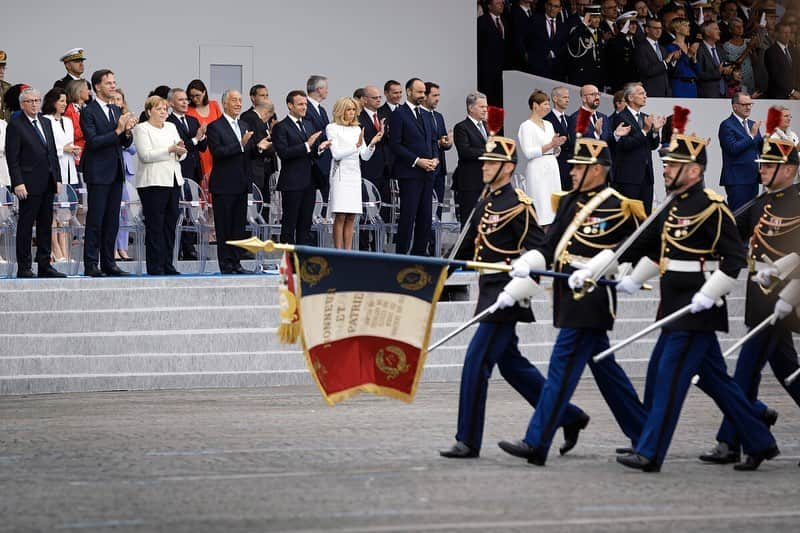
[
  {"xmin": 133, "ymin": 96, "xmax": 186, "ymax": 275},
  {"xmin": 325, "ymin": 96, "xmax": 383, "ymax": 249}
]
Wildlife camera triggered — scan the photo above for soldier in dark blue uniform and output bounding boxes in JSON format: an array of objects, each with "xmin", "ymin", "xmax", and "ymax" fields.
[
  {"xmin": 495, "ymin": 137, "xmax": 649, "ymax": 466},
  {"xmin": 613, "ymin": 131, "xmax": 779, "ymax": 472},
  {"xmin": 699, "ymin": 137, "xmax": 800, "ymax": 465},
  {"xmin": 439, "ymin": 136, "xmax": 590, "ymax": 459},
  {"xmin": 566, "ymin": 5, "xmax": 606, "ymax": 89}
]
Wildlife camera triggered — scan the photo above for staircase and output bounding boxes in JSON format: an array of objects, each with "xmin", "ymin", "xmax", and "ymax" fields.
[{"xmin": 0, "ymin": 272, "xmax": 795, "ymax": 395}]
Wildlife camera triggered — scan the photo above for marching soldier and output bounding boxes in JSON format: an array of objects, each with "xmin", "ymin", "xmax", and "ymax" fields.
[
  {"xmin": 699, "ymin": 135, "xmax": 800, "ymax": 465},
  {"xmin": 495, "ymin": 135, "xmax": 648, "ymax": 466},
  {"xmin": 612, "ymin": 126, "xmax": 779, "ymax": 472},
  {"xmin": 439, "ymin": 136, "xmax": 591, "ymax": 459}
]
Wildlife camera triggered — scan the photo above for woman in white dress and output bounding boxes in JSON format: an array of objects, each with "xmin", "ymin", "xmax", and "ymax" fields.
[
  {"xmin": 42, "ymin": 87, "xmax": 81, "ymax": 262},
  {"xmin": 326, "ymin": 96, "xmax": 383, "ymax": 250},
  {"xmin": 517, "ymin": 90, "xmax": 566, "ymax": 226}
]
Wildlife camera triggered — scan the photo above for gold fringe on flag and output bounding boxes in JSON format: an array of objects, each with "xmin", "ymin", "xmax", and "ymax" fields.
[{"xmin": 277, "ymin": 251, "xmax": 300, "ymax": 344}]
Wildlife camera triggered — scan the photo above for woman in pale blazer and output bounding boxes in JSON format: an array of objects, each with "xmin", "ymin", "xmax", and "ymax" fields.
[
  {"xmin": 133, "ymin": 96, "xmax": 187, "ymax": 275},
  {"xmin": 42, "ymin": 87, "xmax": 80, "ymax": 262}
]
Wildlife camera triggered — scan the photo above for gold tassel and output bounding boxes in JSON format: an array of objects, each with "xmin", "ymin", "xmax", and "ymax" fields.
[{"xmin": 277, "ymin": 252, "xmax": 301, "ymax": 345}]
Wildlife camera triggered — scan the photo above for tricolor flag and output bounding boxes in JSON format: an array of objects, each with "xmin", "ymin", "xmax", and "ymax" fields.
[{"xmin": 289, "ymin": 248, "xmax": 449, "ymax": 405}]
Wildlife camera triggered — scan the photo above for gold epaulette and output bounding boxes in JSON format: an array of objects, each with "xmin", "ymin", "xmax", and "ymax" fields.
[
  {"xmin": 551, "ymin": 190, "xmax": 570, "ymax": 213},
  {"xmin": 704, "ymin": 188, "xmax": 725, "ymax": 202},
  {"xmin": 607, "ymin": 189, "xmax": 647, "ymax": 222},
  {"xmin": 515, "ymin": 188, "xmax": 533, "ymax": 205}
]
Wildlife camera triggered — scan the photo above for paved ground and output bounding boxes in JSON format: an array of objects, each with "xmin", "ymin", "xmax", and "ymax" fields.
[{"xmin": 1, "ymin": 379, "xmax": 799, "ymax": 533}]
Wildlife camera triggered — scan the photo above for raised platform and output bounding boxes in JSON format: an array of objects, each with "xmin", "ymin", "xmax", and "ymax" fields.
[{"xmin": 0, "ymin": 271, "xmax": 796, "ymax": 395}]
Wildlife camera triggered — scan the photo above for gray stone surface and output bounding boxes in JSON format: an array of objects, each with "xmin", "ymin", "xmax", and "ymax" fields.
[{"xmin": 0, "ymin": 381, "xmax": 798, "ymax": 532}]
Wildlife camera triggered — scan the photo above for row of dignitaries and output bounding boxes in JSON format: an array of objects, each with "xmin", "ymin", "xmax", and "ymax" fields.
[
  {"xmin": 490, "ymin": 112, "xmax": 785, "ymax": 472},
  {"xmin": 4, "ymin": 87, "xmax": 66, "ymax": 278}
]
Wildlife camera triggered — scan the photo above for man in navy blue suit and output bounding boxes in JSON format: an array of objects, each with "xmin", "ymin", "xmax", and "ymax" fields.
[
  {"xmin": 272, "ymin": 90, "xmax": 329, "ymax": 246},
  {"xmin": 718, "ymin": 92, "xmax": 762, "ymax": 211},
  {"xmin": 544, "ymin": 86, "xmax": 573, "ymax": 190},
  {"xmin": 452, "ymin": 91, "xmax": 490, "ymax": 226},
  {"xmin": 423, "ymin": 81, "xmax": 452, "ymax": 253},
  {"xmin": 358, "ymin": 84, "xmax": 390, "ymax": 248},
  {"xmin": 5, "ymin": 88, "xmax": 66, "ymax": 278},
  {"xmin": 304, "ymin": 75, "xmax": 332, "ymax": 203},
  {"xmin": 80, "ymin": 69, "xmax": 136, "ymax": 277},
  {"xmin": 388, "ymin": 78, "xmax": 439, "ymax": 255},
  {"xmin": 610, "ymin": 82, "xmax": 664, "ymax": 213},
  {"xmin": 526, "ymin": 0, "xmax": 568, "ymax": 80}
]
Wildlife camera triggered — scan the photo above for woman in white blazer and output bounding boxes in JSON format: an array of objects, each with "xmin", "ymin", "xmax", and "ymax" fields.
[
  {"xmin": 42, "ymin": 88, "xmax": 81, "ymax": 262},
  {"xmin": 0, "ymin": 118, "xmax": 10, "ymax": 189},
  {"xmin": 133, "ymin": 96, "xmax": 187, "ymax": 275}
]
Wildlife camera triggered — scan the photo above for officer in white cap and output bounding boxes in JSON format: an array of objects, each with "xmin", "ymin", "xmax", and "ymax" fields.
[{"xmin": 53, "ymin": 48, "xmax": 91, "ymax": 95}]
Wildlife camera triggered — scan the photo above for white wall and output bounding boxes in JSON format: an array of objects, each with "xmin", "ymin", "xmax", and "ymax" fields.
[
  {"xmin": 1, "ymin": 0, "xmax": 475, "ymax": 168},
  {"xmin": 504, "ymin": 71, "xmax": 800, "ymax": 203}
]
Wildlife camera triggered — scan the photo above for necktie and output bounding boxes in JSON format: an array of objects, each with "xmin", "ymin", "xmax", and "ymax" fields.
[
  {"xmin": 710, "ymin": 46, "xmax": 720, "ymax": 65},
  {"xmin": 524, "ymin": 8, "xmax": 530, "ymax": 17},
  {"xmin": 372, "ymin": 112, "xmax": 380, "ymax": 132},
  {"xmin": 638, "ymin": 112, "xmax": 644, "ymax": 129},
  {"xmin": 653, "ymin": 42, "xmax": 663, "ymax": 61},
  {"xmin": 785, "ymin": 46, "xmax": 793, "ymax": 64},
  {"xmin": 414, "ymin": 106, "xmax": 422, "ymax": 125},
  {"xmin": 107, "ymin": 106, "xmax": 115, "ymax": 126},
  {"xmin": 181, "ymin": 116, "xmax": 189, "ymax": 132},
  {"xmin": 742, "ymin": 119, "xmax": 751, "ymax": 137},
  {"xmin": 32, "ymin": 119, "xmax": 47, "ymax": 145},
  {"xmin": 478, "ymin": 121, "xmax": 487, "ymax": 140},
  {"xmin": 320, "ymin": 106, "xmax": 329, "ymax": 126},
  {"xmin": 548, "ymin": 18, "xmax": 555, "ymax": 39},
  {"xmin": 592, "ymin": 30, "xmax": 598, "ymax": 43},
  {"xmin": 590, "ymin": 114, "xmax": 597, "ymax": 133},
  {"xmin": 429, "ymin": 110, "xmax": 437, "ymax": 131},
  {"xmin": 232, "ymin": 120, "xmax": 242, "ymax": 143},
  {"xmin": 560, "ymin": 114, "xmax": 568, "ymax": 133},
  {"xmin": 297, "ymin": 119, "xmax": 306, "ymax": 137},
  {"xmin": 495, "ymin": 16, "xmax": 503, "ymax": 39}
]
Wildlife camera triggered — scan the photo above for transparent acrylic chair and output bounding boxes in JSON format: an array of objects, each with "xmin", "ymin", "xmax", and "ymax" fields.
[
  {"xmin": 311, "ymin": 190, "xmax": 333, "ymax": 247},
  {"xmin": 119, "ymin": 181, "xmax": 146, "ymax": 275},
  {"xmin": 0, "ymin": 187, "xmax": 17, "ymax": 278},
  {"xmin": 175, "ymin": 180, "xmax": 214, "ymax": 273},
  {"xmin": 246, "ymin": 183, "xmax": 270, "ymax": 272},
  {"xmin": 358, "ymin": 179, "xmax": 386, "ymax": 253},
  {"xmin": 431, "ymin": 189, "xmax": 460, "ymax": 258},
  {"xmin": 51, "ymin": 184, "xmax": 84, "ymax": 275}
]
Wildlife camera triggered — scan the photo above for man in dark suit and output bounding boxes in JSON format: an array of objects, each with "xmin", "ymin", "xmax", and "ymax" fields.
[
  {"xmin": 509, "ymin": 0, "xmax": 535, "ymax": 72},
  {"xmin": 378, "ymin": 80, "xmax": 402, "ymax": 180},
  {"xmin": 206, "ymin": 89, "xmax": 270, "ymax": 274},
  {"xmin": 452, "ymin": 91, "xmax": 489, "ymax": 226},
  {"xmin": 80, "ymin": 69, "xmax": 135, "ymax": 277},
  {"xmin": 527, "ymin": 0, "xmax": 568, "ymax": 80},
  {"xmin": 422, "ymin": 82, "xmax": 452, "ymax": 232},
  {"xmin": 718, "ymin": 92, "xmax": 762, "ymax": 211},
  {"xmin": 167, "ymin": 88, "xmax": 208, "ymax": 260},
  {"xmin": 544, "ymin": 86, "xmax": 573, "ymax": 190},
  {"xmin": 764, "ymin": 23, "xmax": 798, "ymax": 99},
  {"xmin": 568, "ymin": 84, "xmax": 612, "ymax": 144},
  {"xmin": 610, "ymin": 82, "xmax": 664, "ymax": 213},
  {"xmin": 5, "ymin": 88, "xmax": 66, "ymax": 278},
  {"xmin": 697, "ymin": 21, "xmax": 730, "ymax": 98},
  {"xmin": 52, "ymin": 48, "xmax": 92, "ymax": 97},
  {"xmin": 633, "ymin": 18, "xmax": 674, "ymax": 97},
  {"xmin": 304, "ymin": 75, "xmax": 332, "ymax": 202},
  {"xmin": 388, "ymin": 78, "xmax": 438, "ymax": 255},
  {"xmin": 240, "ymin": 84, "xmax": 277, "ymax": 200},
  {"xmin": 272, "ymin": 90, "xmax": 328, "ymax": 246},
  {"xmin": 477, "ymin": 0, "xmax": 508, "ymax": 106},
  {"xmin": 358, "ymin": 85, "xmax": 390, "ymax": 250}
]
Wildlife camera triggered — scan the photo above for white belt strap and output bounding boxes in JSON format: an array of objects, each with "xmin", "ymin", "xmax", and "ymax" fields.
[{"xmin": 663, "ymin": 259, "xmax": 719, "ymax": 272}]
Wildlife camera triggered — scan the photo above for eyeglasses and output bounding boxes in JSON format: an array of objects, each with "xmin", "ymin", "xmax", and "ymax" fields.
[
  {"xmin": 736, "ymin": 103, "xmax": 754, "ymax": 107},
  {"xmin": 21, "ymin": 99, "xmax": 41, "ymax": 104}
]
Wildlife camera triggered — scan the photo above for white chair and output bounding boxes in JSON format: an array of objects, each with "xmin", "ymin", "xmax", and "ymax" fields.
[
  {"xmin": 175, "ymin": 180, "xmax": 214, "ymax": 273},
  {"xmin": 119, "ymin": 181, "xmax": 145, "ymax": 275},
  {"xmin": 0, "ymin": 187, "xmax": 17, "ymax": 278}
]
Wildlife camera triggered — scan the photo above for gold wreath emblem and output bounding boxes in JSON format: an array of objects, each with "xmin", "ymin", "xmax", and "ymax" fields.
[
  {"xmin": 396, "ymin": 265, "xmax": 431, "ymax": 291},
  {"xmin": 375, "ymin": 346, "xmax": 410, "ymax": 380},
  {"xmin": 300, "ymin": 256, "xmax": 331, "ymax": 287},
  {"xmin": 278, "ymin": 287, "xmax": 297, "ymax": 321}
]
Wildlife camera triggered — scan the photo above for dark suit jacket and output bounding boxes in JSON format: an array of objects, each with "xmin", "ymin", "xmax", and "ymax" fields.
[
  {"xmin": 764, "ymin": 43, "xmax": 795, "ymax": 99},
  {"xmin": 79, "ymin": 99, "xmax": 131, "ymax": 184},
  {"xmin": 452, "ymin": 117, "xmax": 486, "ymax": 192},
  {"xmin": 718, "ymin": 114, "xmax": 761, "ymax": 186},
  {"xmin": 272, "ymin": 115, "xmax": 320, "ymax": 192},
  {"xmin": 53, "ymin": 75, "xmax": 91, "ymax": 98},
  {"xmin": 611, "ymin": 107, "xmax": 660, "ymax": 186},
  {"xmin": 166, "ymin": 113, "xmax": 207, "ymax": 183},
  {"xmin": 358, "ymin": 109, "xmax": 387, "ymax": 183},
  {"xmin": 634, "ymin": 39, "xmax": 670, "ymax": 97},
  {"xmin": 477, "ymin": 12, "xmax": 508, "ymax": 103},
  {"xmin": 304, "ymin": 100, "xmax": 332, "ymax": 181},
  {"xmin": 428, "ymin": 109, "xmax": 450, "ymax": 177},
  {"xmin": 377, "ymin": 103, "xmax": 396, "ymax": 171},
  {"xmin": 508, "ymin": 4, "xmax": 534, "ymax": 71},
  {"xmin": 544, "ymin": 110, "xmax": 571, "ymax": 182},
  {"xmin": 388, "ymin": 103, "xmax": 436, "ymax": 181},
  {"xmin": 239, "ymin": 107, "xmax": 278, "ymax": 184},
  {"xmin": 5, "ymin": 113, "xmax": 61, "ymax": 194},
  {"xmin": 206, "ymin": 115, "xmax": 256, "ymax": 195},
  {"xmin": 567, "ymin": 108, "xmax": 612, "ymax": 145},
  {"xmin": 606, "ymin": 33, "xmax": 640, "ymax": 92},
  {"xmin": 696, "ymin": 42, "xmax": 726, "ymax": 98},
  {"xmin": 526, "ymin": 13, "xmax": 567, "ymax": 79}
]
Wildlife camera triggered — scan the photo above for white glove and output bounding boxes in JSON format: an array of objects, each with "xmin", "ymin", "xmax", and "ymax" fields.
[
  {"xmin": 568, "ymin": 268, "xmax": 592, "ymax": 290},
  {"xmin": 615, "ymin": 276, "xmax": 642, "ymax": 295},
  {"xmin": 753, "ymin": 267, "xmax": 778, "ymax": 288},
  {"xmin": 690, "ymin": 291, "xmax": 716, "ymax": 313},
  {"xmin": 490, "ymin": 291, "xmax": 516, "ymax": 313},
  {"xmin": 772, "ymin": 298, "xmax": 794, "ymax": 323},
  {"xmin": 510, "ymin": 259, "xmax": 531, "ymax": 278}
]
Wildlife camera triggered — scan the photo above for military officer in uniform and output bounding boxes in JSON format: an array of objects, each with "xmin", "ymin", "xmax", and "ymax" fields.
[
  {"xmin": 0, "ymin": 51, "xmax": 11, "ymax": 121},
  {"xmin": 699, "ymin": 137, "xmax": 800, "ymax": 465},
  {"xmin": 439, "ymin": 136, "xmax": 591, "ymax": 459},
  {"xmin": 495, "ymin": 137, "xmax": 649, "ymax": 466},
  {"xmin": 566, "ymin": 5, "xmax": 606, "ymax": 89},
  {"xmin": 613, "ymin": 129, "xmax": 779, "ymax": 472},
  {"xmin": 53, "ymin": 48, "xmax": 91, "ymax": 97}
]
